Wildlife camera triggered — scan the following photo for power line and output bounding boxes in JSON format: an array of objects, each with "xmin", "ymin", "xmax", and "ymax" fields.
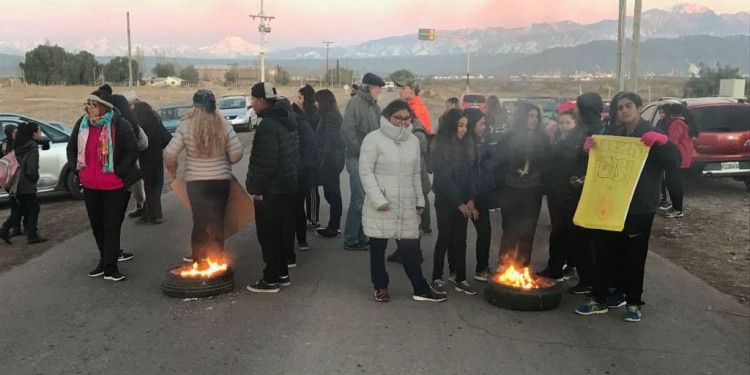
[{"xmin": 249, "ymin": 0, "xmax": 275, "ymax": 83}]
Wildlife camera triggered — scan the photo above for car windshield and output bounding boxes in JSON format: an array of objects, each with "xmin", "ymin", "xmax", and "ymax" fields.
[
  {"xmin": 463, "ymin": 95, "xmax": 486, "ymax": 103},
  {"xmin": 40, "ymin": 123, "xmax": 69, "ymax": 143},
  {"xmin": 159, "ymin": 107, "xmax": 190, "ymax": 120},
  {"xmin": 219, "ymin": 98, "xmax": 246, "ymax": 110},
  {"xmin": 691, "ymin": 105, "xmax": 750, "ymax": 132}
]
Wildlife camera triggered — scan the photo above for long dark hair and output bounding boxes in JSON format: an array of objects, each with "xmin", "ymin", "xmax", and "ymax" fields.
[
  {"xmin": 14, "ymin": 122, "xmax": 39, "ymax": 149},
  {"xmin": 111, "ymin": 94, "xmax": 142, "ymax": 138},
  {"xmin": 464, "ymin": 108, "xmax": 484, "ymax": 143},
  {"xmin": 435, "ymin": 108, "xmax": 474, "ymax": 163},
  {"xmin": 664, "ymin": 103, "xmax": 700, "ymax": 138},
  {"xmin": 298, "ymin": 84, "xmax": 316, "ymax": 118},
  {"xmin": 133, "ymin": 101, "xmax": 161, "ymax": 134},
  {"xmin": 3, "ymin": 124, "xmax": 17, "ymax": 154},
  {"xmin": 511, "ymin": 102, "xmax": 542, "ymax": 132},
  {"xmin": 313, "ymin": 89, "xmax": 340, "ymax": 118}
]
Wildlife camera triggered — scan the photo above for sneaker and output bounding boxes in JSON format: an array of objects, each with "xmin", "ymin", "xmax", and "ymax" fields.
[
  {"xmin": 298, "ymin": 241, "xmax": 310, "ymax": 251},
  {"xmin": 606, "ymin": 290, "xmax": 627, "ymax": 308},
  {"xmin": 118, "ymin": 250, "xmax": 134, "ymax": 262},
  {"xmin": 344, "ymin": 242, "xmax": 370, "ymax": 251},
  {"xmin": 448, "ymin": 273, "xmax": 457, "ymax": 285},
  {"xmin": 88, "ymin": 266, "xmax": 105, "ymax": 277},
  {"xmin": 575, "ymin": 299, "xmax": 609, "ymax": 315},
  {"xmin": 287, "ymin": 258, "xmax": 297, "ymax": 268},
  {"xmin": 420, "ymin": 226, "xmax": 433, "ymax": 234},
  {"xmin": 535, "ymin": 268, "xmax": 565, "ymax": 282},
  {"xmin": 128, "ymin": 207, "xmax": 144, "ymax": 218},
  {"xmin": 657, "ymin": 199, "xmax": 672, "ymax": 211},
  {"xmin": 278, "ymin": 275, "xmax": 291, "ymax": 287},
  {"xmin": 315, "ymin": 228, "xmax": 340, "ymax": 238},
  {"xmin": 624, "ymin": 304, "xmax": 642, "ymax": 322},
  {"xmin": 386, "ymin": 251, "xmax": 401, "ymax": 263},
  {"xmin": 568, "ymin": 283, "xmax": 592, "ymax": 295},
  {"xmin": 454, "ymin": 280, "xmax": 478, "ymax": 295},
  {"xmin": 182, "ymin": 255, "xmax": 194, "ymax": 263},
  {"xmin": 103, "ymin": 271, "xmax": 126, "ymax": 282},
  {"xmin": 413, "ymin": 289, "xmax": 447, "ymax": 302},
  {"xmin": 663, "ymin": 209, "xmax": 684, "ymax": 218},
  {"xmin": 562, "ymin": 266, "xmax": 577, "ymax": 280},
  {"xmin": 374, "ymin": 289, "xmax": 390, "ymax": 302},
  {"xmin": 473, "ymin": 269, "xmax": 491, "ymax": 282},
  {"xmin": 306, "ymin": 221, "xmax": 321, "ymax": 231},
  {"xmin": 9, "ymin": 227, "xmax": 22, "ymax": 238},
  {"xmin": 246, "ymin": 279, "xmax": 280, "ymax": 293},
  {"xmin": 430, "ymin": 279, "xmax": 447, "ymax": 296},
  {"xmin": 27, "ymin": 235, "xmax": 48, "ymax": 245}
]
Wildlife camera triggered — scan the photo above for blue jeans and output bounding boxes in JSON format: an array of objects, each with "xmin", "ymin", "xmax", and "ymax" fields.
[{"xmin": 343, "ymin": 156, "xmax": 368, "ymax": 246}]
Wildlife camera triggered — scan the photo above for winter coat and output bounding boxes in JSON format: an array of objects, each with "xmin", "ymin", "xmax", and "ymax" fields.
[
  {"xmin": 408, "ymin": 95, "xmax": 433, "ymax": 134},
  {"xmin": 472, "ymin": 134, "xmax": 498, "ymax": 198},
  {"xmin": 246, "ymin": 99, "xmax": 299, "ymax": 195},
  {"xmin": 341, "ymin": 88, "xmax": 381, "ymax": 158},
  {"xmin": 432, "ymin": 141, "xmax": 477, "ymax": 208},
  {"xmin": 163, "ymin": 118, "xmax": 242, "ymax": 182},
  {"xmin": 13, "ymin": 140, "xmax": 39, "ymax": 194},
  {"xmin": 603, "ymin": 119, "xmax": 682, "ymax": 214},
  {"xmin": 667, "ymin": 118, "xmax": 694, "ymax": 169},
  {"xmin": 359, "ymin": 117, "xmax": 425, "ymax": 240},
  {"xmin": 293, "ymin": 105, "xmax": 319, "ymax": 189},
  {"xmin": 412, "ymin": 122, "xmax": 432, "ymax": 194},
  {"xmin": 67, "ymin": 115, "xmax": 139, "ymax": 191},
  {"xmin": 138, "ymin": 113, "xmax": 172, "ymax": 173},
  {"xmin": 495, "ymin": 127, "xmax": 551, "ymax": 190},
  {"xmin": 545, "ymin": 125, "xmax": 588, "ymax": 194},
  {"xmin": 315, "ymin": 111, "xmax": 345, "ymax": 181}
]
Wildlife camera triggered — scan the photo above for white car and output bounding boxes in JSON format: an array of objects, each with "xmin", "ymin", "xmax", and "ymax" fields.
[
  {"xmin": 0, "ymin": 114, "xmax": 83, "ymax": 200},
  {"xmin": 218, "ymin": 96, "xmax": 258, "ymax": 132}
]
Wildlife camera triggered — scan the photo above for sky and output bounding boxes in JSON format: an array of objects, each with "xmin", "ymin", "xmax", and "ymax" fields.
[{"xmin": 1, "ymin": 0, "xmax": 748, "ymax": 49}]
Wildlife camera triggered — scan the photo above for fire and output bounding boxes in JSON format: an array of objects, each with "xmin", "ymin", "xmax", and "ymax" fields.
[
  {"xmin": 494, "ymin": 265, "xmax": 550, "ymax": 290},
  {"xmin": 179, "ymin": 258, "xmax": 228, "ymax": 278}
]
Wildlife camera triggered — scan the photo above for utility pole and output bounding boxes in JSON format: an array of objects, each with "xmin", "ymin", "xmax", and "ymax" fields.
[
  {"xmin": 250, "ymin": 0, "xmax": 274, "ymax": 83},
  {"xmin": 127, "ymin": 11, "xmax": 133, "ymax": 87},
  {"xmin": 616, "ymin": 0, "xmax": 626, "ymax": 91},
  {"xmin": 336, "ymin": 59, "xmax": 340, "ymax": 87},
  {"xmin": 323, "ymin": 41, "xmax": 334, "ymax": 87},
  {"xmin": 629, "ymin": 0, "xmax": 643, "ymax": 92}
]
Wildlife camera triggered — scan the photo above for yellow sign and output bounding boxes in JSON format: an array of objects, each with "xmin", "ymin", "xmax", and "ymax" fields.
[{"xmin": 573, "ymin": 135, "xmax": 650, "ymax": 231}]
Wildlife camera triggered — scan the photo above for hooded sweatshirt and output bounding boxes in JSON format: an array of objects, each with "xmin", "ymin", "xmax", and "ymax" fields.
[
  {"xmin": 246, "ymin": 98, "xmax": 299, "ymax": 195},
  {"xmin": 13, "ymin": 140, "xmax": 39, "ymax": 194},
  {"xmin": 341, "ymin": 87, "xmax": 381, "ymax": 158}
]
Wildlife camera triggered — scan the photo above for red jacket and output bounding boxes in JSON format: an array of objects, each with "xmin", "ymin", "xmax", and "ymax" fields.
[
  {"xmin": 408, "ymin": 96, "xmax": 433, "ymax": 134},
  {"xmin": 79, "ymin": 125, "xmax": 125, "ymax": 190},
  {"xmin": 667, "ymin": 118, "xmax": 693, "ymax": 169}
]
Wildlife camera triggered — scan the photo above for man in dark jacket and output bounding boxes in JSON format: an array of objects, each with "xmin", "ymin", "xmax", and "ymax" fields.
[
  {"xmin": 246, "ymin": 82, "xmax": 299, "ymax": 293},
  {"xmin": 291, "ymin": 103, "xmax": 318, "ymax": 260},
  {"xmin": 341, "ymin": 72, "xmax": 384, "ymax": 250}
]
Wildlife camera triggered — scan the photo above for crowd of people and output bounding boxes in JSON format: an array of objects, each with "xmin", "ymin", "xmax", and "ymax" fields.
[{"xmin": 1, "ymin": 72, "xmax": 694, "ymax": 323}]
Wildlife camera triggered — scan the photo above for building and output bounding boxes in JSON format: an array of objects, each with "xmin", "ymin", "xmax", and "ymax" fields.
[{"xmin": 194, "ymin": 65, "xmax": 276, "ymax": 84}]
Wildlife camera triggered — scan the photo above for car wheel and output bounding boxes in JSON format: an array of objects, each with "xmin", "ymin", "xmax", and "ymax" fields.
[
  {"xmin": 744, "ymin": 178, "xmax": 750, "ymax": 193},
  {"xmin": 66, "ymin": 171, "xmax": 85, "ymax": 200}
]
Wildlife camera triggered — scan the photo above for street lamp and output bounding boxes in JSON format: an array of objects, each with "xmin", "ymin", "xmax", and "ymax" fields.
[{"xmin": 418, "ymin": 28, "xmax": 471, "ymax": 93}]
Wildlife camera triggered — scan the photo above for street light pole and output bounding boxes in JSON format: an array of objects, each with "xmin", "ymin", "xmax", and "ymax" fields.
[
  {"xmin": 250, "ymin": 0, "xmax": 274, "ymax": 83},
  {"xmin": 323, "ymin": 41, "xmax": 334, "ymax": 88},
  {"xmin": 418, "ymin": 29, "xmax": 471, "ymax": 93}
]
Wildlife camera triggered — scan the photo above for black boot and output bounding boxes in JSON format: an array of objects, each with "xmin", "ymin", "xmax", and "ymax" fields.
[
  {"xmin": 0, "ymin": 228, "xmax": 11, "ymax": 245},
  {"xmin": 9, "ymin": 226, "xmax": 22, "ymax": 238},
  {"xmin": 27, "ymin": 234, "xmax": 48, "ymax": 244}
]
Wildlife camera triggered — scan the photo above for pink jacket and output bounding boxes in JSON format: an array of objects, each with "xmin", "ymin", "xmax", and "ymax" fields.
[
  {"xmin": 667, "ymin": 118, "xmax": 694, "ymax": 169},
  {"xmin": 78, "ymin": 125, "xmax": 125, "ymax": 190}
]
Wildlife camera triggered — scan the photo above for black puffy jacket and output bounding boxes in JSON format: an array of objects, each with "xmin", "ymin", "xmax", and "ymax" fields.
[
  {"xmin": 292, "ymin": 104, "xmax": 318, "ymax": 189},
  {"xmin": 315, "ymin": 111, "xmax": 344, "ymax": 180},
  {"xmin": 246, "ymin": 99, "xmax": 299, "ymax": 195}
]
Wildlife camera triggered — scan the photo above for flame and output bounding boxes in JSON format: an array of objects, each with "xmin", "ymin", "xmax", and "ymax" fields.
[
  {"xmin": 494, "ymin": 265, "xmax": 541, "ymax": 290},
  {"xmin": 179, "ymin": 258, "xmax": 228, "ymax": 278}
]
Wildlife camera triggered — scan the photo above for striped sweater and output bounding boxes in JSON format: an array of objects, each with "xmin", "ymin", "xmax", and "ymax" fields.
[{"xmin": 164, "ymin": 119, "xmax": 243, "ymax": 181}]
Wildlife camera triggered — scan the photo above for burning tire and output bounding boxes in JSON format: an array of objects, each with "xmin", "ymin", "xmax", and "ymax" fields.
[
  {"xmin": 161, "ymin": 266, "xmax": 235, "ymax": 298},
  {"xmin": 484, "ymin": 266, "xmax": 563, "ymax": 311}
]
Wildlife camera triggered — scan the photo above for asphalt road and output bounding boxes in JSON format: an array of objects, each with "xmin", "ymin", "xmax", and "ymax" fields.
[{"xmin": 0, "ymin": 96, "xmax": 748, "ymax": 374}]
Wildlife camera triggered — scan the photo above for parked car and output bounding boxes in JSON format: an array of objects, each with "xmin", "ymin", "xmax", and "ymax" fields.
[
  {"xmin": 157, "ymin": 103, "xmax": 192, "ymax": 132},
  {"xmin": 641, "ymin": 97, "xmax": 750, "ymax": 191},
  {"xmin": 0, "ymin": 113, "xmax": 82, "ymax": 200},
  {"xmin": 218, "ymin": 95, "xmax": 257, "ymax": 132},
  {"xmin": 461, "ymin": 93, "xmax": 487, "ymax": 112},
  {"xmin": 44, "ymin": 120, "xmax": 68, "ymax": 132}
]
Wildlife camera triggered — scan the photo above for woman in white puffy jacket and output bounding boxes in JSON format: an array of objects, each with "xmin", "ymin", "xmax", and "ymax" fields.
[{"xmin": 359, "ymin": 100, "xmax": 445, "ymax": 303}]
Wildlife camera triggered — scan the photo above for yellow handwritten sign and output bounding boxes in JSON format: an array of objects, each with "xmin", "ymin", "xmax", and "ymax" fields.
[{"xmin": 573, "ymin": 135, "xmax": 650, "ymax": 231}]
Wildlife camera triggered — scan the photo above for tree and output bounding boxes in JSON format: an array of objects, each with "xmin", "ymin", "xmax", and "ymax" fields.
[
  {"xmin": 224, "ymin": 70, "xmax": 239, "ymax": 86},
  {"xmin": 179, "ymin": 65, "xmax": 199, "ymax": 83},
  {"xmin": 105, "ymin": 57, "xmax": 139, "ymax": 84},
  {"xmin": 63, "ymin": 51, "xmax": 99, "ymax": 85},
  {"xmin": 683, "ymin": 63, "xmax": 742, "ymax": 98},
  {"xmin": 324, "ymin": 67, "xmax": 353, "ymax": 87},
  {"xmin": 21, "ymin": 44, "xmax": 67, "ymax": 84},
  {"xmin": 389, "ymin": 69, "xmax": 415, "ymax": 83},
  {"xmin": 153, "ymin": 62, "xmax": 176, "ymax": 78},
  {"xmin": 275, "ymin": 65, "xmax": 290, "ymax": 85}
]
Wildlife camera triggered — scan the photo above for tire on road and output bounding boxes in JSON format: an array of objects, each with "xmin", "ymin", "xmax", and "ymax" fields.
[
  {"xmin": 161, "ymin": 266, "xmax": 235, "ymax": 298},
  {"xmin": 484, "ymin": 279, "xmax": 562, "ymax": 311}
]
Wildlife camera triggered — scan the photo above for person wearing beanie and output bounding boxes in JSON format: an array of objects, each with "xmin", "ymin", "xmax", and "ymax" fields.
[
  {"xmin": 66, "ymin": 88, "xmax": 139, "ymax": 282},
  {"xmin": 164, "ymin": 89, "xmax": 243, "ymax": 265},
  {"xmin": 245, "ymin": 82, "xmax": 299, "ymax": 293},
  {"xmin": 340, "ymin": 72, "xmax": 384, "ymax": 251}
]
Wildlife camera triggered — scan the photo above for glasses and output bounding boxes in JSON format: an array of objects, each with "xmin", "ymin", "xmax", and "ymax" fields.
[
  {"xmin": 391, "ymin": 115, "xmax": 411, "ymax": 123},
  {"xmin": 85, "ymin": 101, "xmax": 98, "ymax": 107}
]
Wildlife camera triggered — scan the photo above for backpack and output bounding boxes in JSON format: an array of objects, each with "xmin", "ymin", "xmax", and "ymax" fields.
[{"xmin": 0, "ymin": 150, "xmax": 21, "ymax": 191}]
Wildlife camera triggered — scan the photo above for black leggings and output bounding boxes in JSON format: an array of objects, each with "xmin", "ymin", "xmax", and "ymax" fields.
[
  {"xmin": 186, "ymin": 180, "xmax": 230, "ymax": 261},
  {"xmin": 664, "ymin": 168, "xmax": 684, "ymax": 211},
  {"xmin": 305, "ymin": 186, "xmax": 320, "ymax": 224},
  {"xmin": 84, "ymin": 188, "xmax": 131, "ymax": 273},
  {"xmin": 432, "ymin": 197, "xmax": 468, "ymax": 282},
  {"xmin": 498, "ymin": 185, "xmax": 543, "ymax": 267}
]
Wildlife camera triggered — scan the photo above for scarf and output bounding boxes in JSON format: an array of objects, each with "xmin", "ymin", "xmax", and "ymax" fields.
[{"xmin": 77, "ymin": 110, "xmax": 115, "ymax": 172}]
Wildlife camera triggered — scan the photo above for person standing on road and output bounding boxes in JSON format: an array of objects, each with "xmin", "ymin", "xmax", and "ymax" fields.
[
  {"xmin": 164, "ymin": 89, "xmax": 243, "ymax": 265},
  {"xmin": 576, "ymin": 92, "xmax": 681, "ymax": 322},
  {"xmin": 661, "ymin": 103, "xmax": 698, "ymax": 219},
  {"xmin": 246, "ymin": 83, "xmax": 299, "ymax": 293},
  {"xmin": 297, "ymin": 84, "xmax": 322, "ymax": 231},
  {"xmin": 341, "ymin": 73, "xmax": 385, "ymax": 251},
  {"xmin": 1, "ymin": 125, "xmax": 27, "ymax": 238},
  {"xmin": 133, "ymin": 99, "xmax": 172, "ymax": 224},
  {"xmin": 430, "ymin": 108, "xmax": 478, "ymax": 296},
  {"xmin": 484, "ymin": 95, "xmax": 509, "ymax": 146},
  {"xmin": 67, "ymin": 88, "xmax": 139, "ymax": 282},
  {"xmin": 0, "ymin": 122, "xmax": 47, "ymax": 245},
  {"xmin": 291, "ymin": 102, "xmax": 318, "ymax": 260},
  {"xmin": 360, "ymin": 100, "xmax": 445, "ymax": 302},
  {"xmin": 495, "ymin": 102, "xmax": 550, "ymax": 269},
  {"xmin": 313, "ymin": 89, "xmax": 345, "ymax": 239}
]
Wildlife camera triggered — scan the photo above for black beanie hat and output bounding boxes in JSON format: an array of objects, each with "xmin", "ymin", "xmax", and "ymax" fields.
[
  {"xmin": 192, "ymin": 89, "xmax": 217, "ymax": 112},
  {"xmin": 98, "ymin": 84, "xmax": 113, "ymax": 95},
  {"xmin": 251, "ymin": 82, "xmax": 279, "ymax": 100},
  {"xmin": 87, "ymin": 89, "xmax": 114, "ymax": 108}
]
